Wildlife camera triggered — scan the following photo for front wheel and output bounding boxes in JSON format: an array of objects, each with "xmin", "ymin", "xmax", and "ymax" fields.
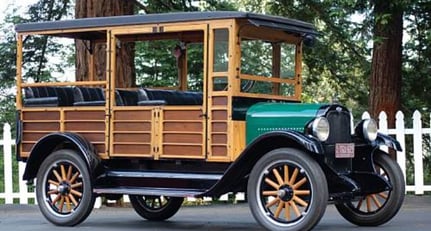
[
  {"xmin": 36, "ymin": 149, "xmax": 95, "ymax": 226},
  {"xmin": 335, "ymin": 153, "xmax": 405, "ymax": 226},
  {"xmin": 247, "ymin": 148, "xmax": 328, "ymax": 231},
  {"xmin": 129, "ymin": 195, "xmax": 183, "ymax": 221}
]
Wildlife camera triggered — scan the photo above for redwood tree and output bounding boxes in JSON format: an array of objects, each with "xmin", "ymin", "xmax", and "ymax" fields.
[
  {"xmin": 369, "ymin": 1, "xmax": 404, "ymax": 127},
  {"xmin": 75, "ymin": 0, "xmax": 136, "ymax": 87}
]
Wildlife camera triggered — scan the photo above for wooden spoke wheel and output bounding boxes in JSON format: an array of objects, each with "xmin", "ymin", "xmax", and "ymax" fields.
[
  {"xmin": 129, "ymin": 195, "xmax": 184, "ymax": 221},
  {"xmin": 335, "ymin": 153, "xmax": 405, "ymax": 226},
  {"xmin": 248, "ymin": 148, "xmax": 328, "ymax": 231},
  {"xmin": 36, "ymin": 149, "xmax": 95, "ymax": 226}
]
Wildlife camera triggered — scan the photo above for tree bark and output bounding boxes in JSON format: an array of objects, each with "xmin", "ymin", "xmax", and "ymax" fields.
[
  {"xmin": 369, "ymin": 1, "xmax": 403, "ymax": 127},
  {"xmin": 75, "ymin": 0, "xmax": 136, "ymax": 87}
]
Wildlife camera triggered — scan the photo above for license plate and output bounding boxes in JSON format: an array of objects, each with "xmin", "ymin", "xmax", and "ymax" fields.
[{"xmin": 335, "ymin": 143, "xmax": 355, "ymax": 158}]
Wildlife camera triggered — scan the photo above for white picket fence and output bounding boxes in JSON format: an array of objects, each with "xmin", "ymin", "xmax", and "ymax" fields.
[{"xmin": 1, "ymin": 110, "xmax": 431, "ymax": 204}]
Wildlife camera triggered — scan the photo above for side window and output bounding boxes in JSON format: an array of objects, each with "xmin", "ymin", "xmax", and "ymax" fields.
[{"xmin": 212, "ymin": 29, "xmax": 229, "ymax": 91}]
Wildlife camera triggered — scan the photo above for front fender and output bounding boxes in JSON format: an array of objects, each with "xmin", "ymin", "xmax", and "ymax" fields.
[
  {"xmin": 202, "ymin": 131, "xmax": 323, "ymax": 196},
  {"xmin": 376, "ymin": 133, "xmax": 402, "ymax": 152},
  {"xmin": 23, "ymin": 132, "xmax": 101, "ymax": 181}
]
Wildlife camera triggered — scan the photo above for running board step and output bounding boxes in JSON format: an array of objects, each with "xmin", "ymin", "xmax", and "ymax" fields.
[
  {"xmin": 95, "ymin": 170, "xmax": 223, "ymax": 193},
  {"xmin": 93, "ymin": 187, "xmax": 206, "ymax": 198}
]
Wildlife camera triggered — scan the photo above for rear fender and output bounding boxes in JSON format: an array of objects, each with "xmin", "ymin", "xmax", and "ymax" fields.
[{"xmin": 22, "ymin": 132, "xmax": 101, "ymax": 181}]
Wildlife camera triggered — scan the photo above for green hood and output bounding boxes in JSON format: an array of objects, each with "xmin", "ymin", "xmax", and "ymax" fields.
[{"xmin": 246, "ymin": 103, "xmax": 323, "ymax": 144}]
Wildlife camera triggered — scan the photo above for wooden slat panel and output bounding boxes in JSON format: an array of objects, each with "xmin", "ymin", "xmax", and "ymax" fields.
[
  {"xmin": 212, "ymin": 110, "xmax": 227, "ymax": 120},
  {"xmin": 23, "ymin": 111, "xmax": 59, "ymax": 120},
  {"xmin": 22, "ymin": 143, "xmax": 35, "ymax": 153},
  {"xmin": 163, "ymin": 145, "xmax": 202, "ymax": 156},
  {"xmin": 65, "ymin": 110, "xmax": 105, "ymax": 120},
  {"xmin": 114, "ymin": 133, "xmax": 151, "ymax": 143},
  {"xmin": 212, "ymin": 96, "xmax": 228, "ymax": 105},
  {"xmin": 113, "ymin": 122, "xmax": 151, "ymax": 131},
  {"xmin": 163, "ymin": 133, "xmax": 202, "ymax": 143},
  {"xmin": 23, "ymin": 122, "xmax": 59, "ymax": 131},
  {"xmin": 164, "ymin": 110, "xmax": 201, "ymax": 120},
  {"xmin": 212, "ymin": 146, "xmax": 227, "ymax": 157},
  {"xmin": 22, "ymin": 132, "xmax": 48, "ymax": 142},
  {"xmin": 94, "ymin": 144, "xmax": 106, "ymax": 154},
  {"xmin": 80, "ymin": 132, "xmax": 105, "ymax": 142},
  {"xmin": 163, "ymin": 122, "xmax": 202, "ymax": 132},
  {"xmin": 65, "ymin": 122, "xmax": 105, "ymax": 131},
  {"xmin": 212, "ymin": 122, "xmax": 227, "ymax": 132},
  {"xmin": 114, "ymin": 110, "xmax": 152, "ymax": 120},
  {"xmin": 211, "ymin": 134, "xmax": 227, "ymax": 144},
  {"xmin": 113, "ymin": 144, "xmax": 151, "ymax": 154}
]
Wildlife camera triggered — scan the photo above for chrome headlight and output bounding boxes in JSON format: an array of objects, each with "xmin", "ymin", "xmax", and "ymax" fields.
[
  {"xmin": 311, "ymin": 117, "xmax": 330, "ymax": 141},
  {"xmin": 355, "ymin": 119, "xmax": 378, "ymax": 141}
]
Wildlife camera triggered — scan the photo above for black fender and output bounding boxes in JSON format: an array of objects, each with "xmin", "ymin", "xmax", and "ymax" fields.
[
  {"xmin": 22, "ymin": 132, "xmax": 101, "ymax": 181},
  {"xmin": 376, "ymin": 133, "xmax": 402, "ymax": 152},
  {"xmin": 202, "ymin": 130, "xmax": 323, "ymax": 196}
]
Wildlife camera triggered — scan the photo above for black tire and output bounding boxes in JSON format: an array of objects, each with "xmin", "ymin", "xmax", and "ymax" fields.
[
  {"xmin": 129, "ymin": 195, "xmax": 183, "ymax": 221},
  {"xmin": 247, "ymin": 148, "xmax": 328, "ymax": 231},
  {"xmin": 36, "ymin": 149, "xmax": 95, "ymax": 226},
  {"xmin": 335, "ymin": 153, "xmax": 405, "ymax": 226}
]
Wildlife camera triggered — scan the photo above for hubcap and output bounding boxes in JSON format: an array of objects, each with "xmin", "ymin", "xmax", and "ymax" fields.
[{"xmin": 278, "ymin": 185, "xmax": 294, "ymax": 202}]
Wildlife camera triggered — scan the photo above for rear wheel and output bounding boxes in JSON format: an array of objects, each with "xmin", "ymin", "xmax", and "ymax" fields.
[
  {"xmin": 129, "ymin": 195, "xmax": 183, "ymax": 221},
  {"xmin": 36, "ymin": 149, "xmax": 95, "ymax": 226},
  {"xmin": 247, "ymin": 148, "xmax": 328, "ymax": 231},
  {"xmin": 335, "ymin": 153, "xmax": 405, "ymax": 226}
]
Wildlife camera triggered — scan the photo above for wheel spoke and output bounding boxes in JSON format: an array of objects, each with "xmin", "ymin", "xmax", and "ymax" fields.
[
  {"xmin": 263, "ymin": 190, "xmax": 278, "ymax": 196},
  {"xmin": 71, "ymin": 182, "xmax": 83, "ymax": 188},
  {"xmin": 66, "ymin": 165, "xmax": 73, "ymax": 181},
  {"xmin": 284, "ymin": 200, "xmax": 291, "ymax": 220},
  {"xmin": 289, "ymin": 200, "xmax": 301, "ymax": 218},
  {"xmin": 366, "ymin": 196, "xmax": 372, "ymax": 212},
  {"xmin": 294, "ymin": 190, "xmax": 310, "ymax": 195},
  {"xmin": 274, "ymin": 201, "xmax": 284, "ymax": 218},
  {"xmin": 69, "ymin": 194, "xmax": 78, "ymax": 206},
  {"xmin": 70, "ymin": 189, "xmax": 82, "ymax": 197},
  {"xmin": 48, "ymin": 180, "xmax": 59, "ymax": 186},
  {"xmin": 289, "ymin": 168, "xmax": 299, "ymax": 185},
  {"xmin": 378, "ymin": 192, "xmax": 388, "ymax": 199},
  {"xmin": 273, "ymin": 168, "xmax": 284, "ymax": 186},
  {"xmin": 53, "ymin": 170, "xmax": 62, "ymax": 183},
  {"xmin": 371, "ymin": 194, "xmax": 382, "ymax": 208},
  {"xmin": 293, "ymin": 195, "xmax": 308, "ymax": 207},
  {"xmin": 60, "ymin": 164, "xmax": 67, "ymax": 181},
  {"xmin": 51, "ymin": 194, "xmax": 61, "ymax": 205},
  {"xmin": 65, "ymin": 195, "xmax": 71, "ymax": 212},
  {"xmin": 58, "ymin": 196, "xmax": 65, "ymax": 213},
  {"xmin": 293, "ymin": 177, "xmax": 307, "ymax": 189},
  {"xmin": 284, "ymin": 165, "xmax": 289, "ymax": 184},
  {"xmin": 356, "ymin": 197, "xmax": 364, "ymax": 210},
  {"xmin": 266, "ymin": 197, "xmax": 280, "ymax": 208},
  {"xmin": 70, "ymin": 172, "xmax": 79, "ymax": 184},
  {"xmin": 265, "ymin": 178, "xmax": 280, "ymax": 190},
  {"xmin": 48, "ymin": 190, "xmax": 59, "ymax": 195}
]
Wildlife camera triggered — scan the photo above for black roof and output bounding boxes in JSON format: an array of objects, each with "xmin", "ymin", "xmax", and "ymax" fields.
[{"xmin": 15, "ymin": 11, "xmax": 316, "ymax": 36}]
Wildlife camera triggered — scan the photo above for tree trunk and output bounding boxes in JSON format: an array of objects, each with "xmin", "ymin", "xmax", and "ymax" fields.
[
  {"xmin": 369, "ymin": 1, "xmax": 404, "ymax": 160},
  {"xmin": 369, "ymin": 1, "xmax": 403, "ymax": 127},
  {"xmin": 75, "ymin": 0, "xmax": 136, "ymax": 87}
]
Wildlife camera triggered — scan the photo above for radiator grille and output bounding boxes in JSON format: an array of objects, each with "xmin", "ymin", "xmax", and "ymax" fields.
[{"xmin": 325, "ymin": 110, "xmax": 351, "ymax": 144}]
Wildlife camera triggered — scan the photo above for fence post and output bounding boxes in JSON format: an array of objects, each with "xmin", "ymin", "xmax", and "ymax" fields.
[
  {"xmin": 412, "ymin": 111, "xmax": 424, "ymax": 195},
  {"xmin": 3, "ymin": 123, "xmax": 13, "ymax": 204},
  {"xmin": 395, "ymin": 111, "xmax": 407, "ymax": 181},
  {"xmin": 18, "ymin": 162, "xmax": 28, "ymax": 204},
  {"xmin": 378, "ymin": 112, "xmax": 389, "ymax": 153}
]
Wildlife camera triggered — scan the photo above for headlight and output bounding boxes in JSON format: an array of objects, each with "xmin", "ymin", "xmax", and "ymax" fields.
[
  {"xmin": 355, "ymin": 119, "xmax": 378, "ymax": 141},
  {"xmin": 311, "ymin": 117, "xmax": 330, "ymax": 141}
]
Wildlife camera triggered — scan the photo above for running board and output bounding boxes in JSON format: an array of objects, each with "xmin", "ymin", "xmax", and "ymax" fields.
[
  {"xmin": 93, "ymin": 187, "xmax": 206, "ymax": 198},
  {"xmin": 94, "ymin": 170, "xmax": 223, "ymax": 195}
]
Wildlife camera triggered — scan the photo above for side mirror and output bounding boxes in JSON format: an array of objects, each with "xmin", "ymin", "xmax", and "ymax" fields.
[{"xmin": 303, "ymin": 34, "xmax": 315, "ymax": 47}]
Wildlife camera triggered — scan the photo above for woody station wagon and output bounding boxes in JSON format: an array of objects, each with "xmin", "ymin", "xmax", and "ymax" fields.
[{"xmin": 15, "ymin": 11, "xmax": 404, "ymax": 230}]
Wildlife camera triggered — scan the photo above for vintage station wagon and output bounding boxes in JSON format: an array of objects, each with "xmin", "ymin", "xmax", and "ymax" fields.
[{"xmin": 15, "ymin": 12, "xmax": 404, "ymax": 230}]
